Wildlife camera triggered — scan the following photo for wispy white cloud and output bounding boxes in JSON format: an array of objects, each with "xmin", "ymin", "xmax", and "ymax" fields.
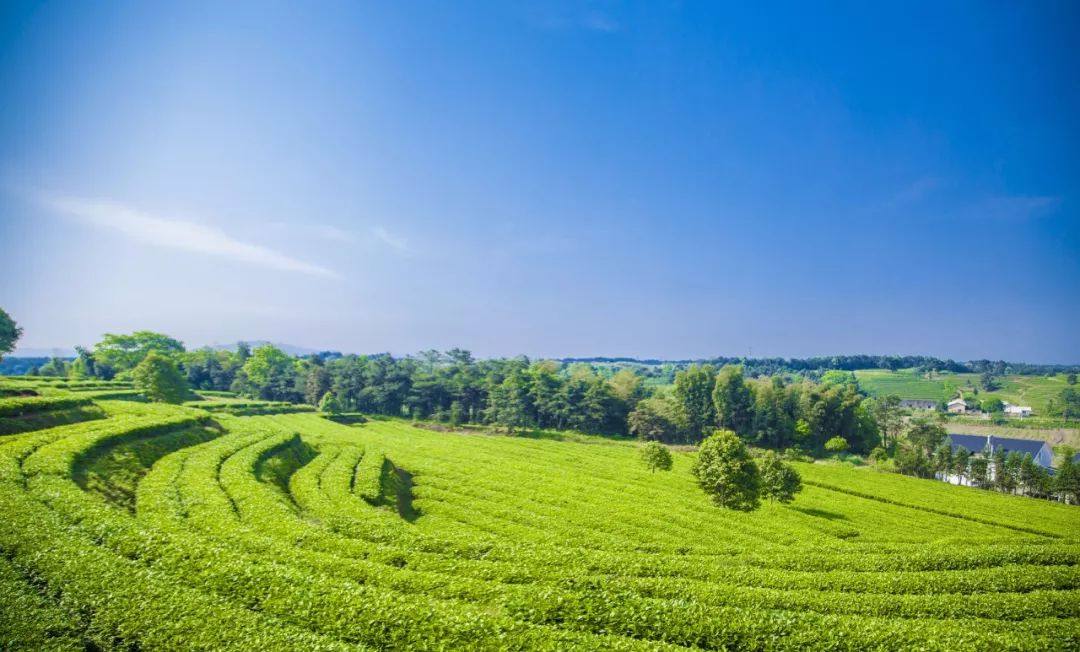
[
  {"xmin": 44, "ymin": 196, "xmax": 341, "ymax": 279},
  {"xmin": 371, "ymin": 226, "xmax": 410, "ymax": 254}
]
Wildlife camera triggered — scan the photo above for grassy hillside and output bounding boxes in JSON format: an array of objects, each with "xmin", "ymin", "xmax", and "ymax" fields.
[
  {"xmin": 855, "ymin": 368, "xmax": 1071, "ymax": 413},
  {"xmin": 1, "ymin": 380, "xmax": 1079, "ymax": 650}
]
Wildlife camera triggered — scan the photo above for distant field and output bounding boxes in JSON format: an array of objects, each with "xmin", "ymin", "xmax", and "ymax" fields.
[{"xmin": 855, "ymin": 369, "xmax": 1070, "ymax": 414}]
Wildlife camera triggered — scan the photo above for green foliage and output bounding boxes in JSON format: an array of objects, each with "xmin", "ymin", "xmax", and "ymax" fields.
[
  {"xmin": 824, "ymin": 436, "xmax": 848, "ymax": 453},
  {"xmin": 712, "ymin": 364, "xmax": 754, "ymax": 436},
  {"xmin": 758, "ymin": 451, "xmax": 802, "ymax": 503},
  {"xmin": 1056, "ymin": 447, "xmax": 1080, "ymax": 504},
  {"xmin": 94, "ymin": 331, "xmax": 185, "ymax": 375},
  {"xmin": 1058, "ymin": 387, "xmax": 1080, "ymax": 421},
  {"xmin": 0, "ymin": 394, "xmax": 88, "ymax": 416},
  {"xmin": 905, "ymin": 415, "xmax": 947, "ymax": 455},
  {"xmin": 692, "ymin": 430, "xmax": 761, "ymax": 511},
  {"xmin": 639, "ymin": 441, "xmax": 673, "ymax": 473},
  {"xmin": 1, "ymin": 392, "xmax": 1080, "ymax": 650},
  {"xmin": 486, "ymin": 370, "xmax": 532, "ymax": 432},
  {"xmin": 319, "ymin": 390, "xmax": 343, "ymax": 414},
  {"xmin": 627, "ymin": 397, "xmax": 681, "ymax": 442},
  {"xmin": 0, "ymin": 307, "xmax": 21, "ymax": 360},
  {"xmin": 132, "ymin": 351, "xmax": 189, "ymax": 404},
  {"xmin": 819, "ymin": 370, "xmax": 857, "ymax": 387},
  {"xmin": 672, "ymin": 364, "xmax": 716, "ymax": 441},
  {"xmin": 37, "ymin": 356, "xmax": 70, "ymax": 377}
]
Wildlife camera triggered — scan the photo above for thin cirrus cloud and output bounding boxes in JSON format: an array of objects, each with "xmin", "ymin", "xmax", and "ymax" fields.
[
  {"xmin": 42, "ymin": 196, "xmax": 342, "ymax": 279},
  {"xmin": 371, "ymin": 226, "xmax": 410, "ymax": 254}
]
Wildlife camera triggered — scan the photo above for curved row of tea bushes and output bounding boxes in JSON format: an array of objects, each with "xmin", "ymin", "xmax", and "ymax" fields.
[{"xmin": 3, "ymin": 395, "xmax": 1080, "ymax": 650}]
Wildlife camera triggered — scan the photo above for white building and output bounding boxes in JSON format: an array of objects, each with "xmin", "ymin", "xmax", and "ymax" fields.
[{"xmin": 1002, "ymin": 402, "xmax": 1032, "ymax": 418}]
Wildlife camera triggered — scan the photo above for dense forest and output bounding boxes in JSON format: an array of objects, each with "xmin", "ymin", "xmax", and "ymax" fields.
[{"xmin": 2, "ymin": 331, "xmax": 886, "ymax": 453}]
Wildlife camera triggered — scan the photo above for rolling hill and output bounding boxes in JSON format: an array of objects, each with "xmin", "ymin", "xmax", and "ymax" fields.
[{"xmin": 1, "ymin": 379, "xmax": 1078, "ymax": 650}]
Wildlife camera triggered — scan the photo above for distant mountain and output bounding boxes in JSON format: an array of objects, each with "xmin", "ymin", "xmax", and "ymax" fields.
[
  {"xmin": 205, "ymin": 341, "xmax": 322, "ymax": 357},
  {"xmin": 10, "ymin": 347, "xmax": 76, "ymax": 358}
]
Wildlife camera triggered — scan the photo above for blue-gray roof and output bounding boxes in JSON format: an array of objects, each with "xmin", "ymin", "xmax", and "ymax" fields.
[{"xmin": 947, "ymin": 434, "xmax": 1048, "ymax": 457}]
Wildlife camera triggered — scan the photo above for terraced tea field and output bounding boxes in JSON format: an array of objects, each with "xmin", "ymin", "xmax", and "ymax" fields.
[
  {"xmin": 2, "ymin": 383, "xmax": 1079, "ymax": 650},
  {"xmin": 855, "ymin": 369, "xmax": 1071, "ymax": 413}
]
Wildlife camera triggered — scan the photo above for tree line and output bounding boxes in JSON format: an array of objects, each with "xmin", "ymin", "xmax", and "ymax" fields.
[
  {"xmin": 18, "ymin": 331, "xmax": 883, "ymax": 453},
  {"xmin": 628, "ymin": 365, "xmax": 879, "ymax": 454}
]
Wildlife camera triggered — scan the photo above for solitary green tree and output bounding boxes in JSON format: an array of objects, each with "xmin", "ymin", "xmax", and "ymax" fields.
[
  {"xmin": 758, "ymin": 451, "xmax": 802, "ymax": 504},
  {"xmin": 0, "ymin": 307, "xmax": 22, "ymax": 361},
  {"xmin": 132, "ymin": 351, "xmax": 189, "ymax": 404},
  {"xmin": 640, "ymin": 441, "xmax": 674, "ymax": 473},
  {"xmin": 692, "ymin": 430, "xmax": 761, "ymax": 511}
]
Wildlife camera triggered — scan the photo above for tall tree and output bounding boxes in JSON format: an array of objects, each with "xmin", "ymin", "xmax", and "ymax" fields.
[
  {"xmin": 132, "ymin": 351, "xmax": 189, "ymax": 404},
  {"xmin": 969, "ymin": 455, "xmax": 990, "ymax": 488},
  {"xmin": 905, "ymin": 415, "xmax": 947, "ymax": 456},
  {"xmin": 712, "ymin": 365, "xmax": 754, "ymax": 437},
  {"xmin": 750, "ymin": 377, "xmax": 795, "ymax": 449},
  {"xmin": 1058, "ymin": 387, "xmax": 1080, "ymax": 422},
  {"xmin": 1053, "ymin": 447, "xmax": 1080, "ymax": 504},
  {"xmin": 0, "ymin": 307, "xmax": 23, "ymax": 361},
  {"xmin": 241, "ymin": 345, "xmax": 300, "ymax": 402},
  {"xmin": 628, "ymin": 397, "xmax": 683, "ymax": 443},
  {"xmin": 952, "ymin": 447, "xmax": 972, "ymax": 484},
  {"xmin": 673, "ymin": 364, "xmax": 716, "ymax": 441},
  {"xmin": 69, "ymin": 346, "xmax": 100, "ymax": 379},
  {"xmin": 94, "ymin": 331, "xmax": 185, "ymax": 374},
  {"xmin": 486, "ymin": 370, "xmax": 532, "ymax": 433},
  {"xmin": 869, "ymin": 394, "xmax": 904, "ymax": 449}
]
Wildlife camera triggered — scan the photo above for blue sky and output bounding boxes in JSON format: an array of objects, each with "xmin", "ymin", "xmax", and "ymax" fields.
[{"xmin": 0, "ymin": 1, "xmax": 1077, "ymax": 362}]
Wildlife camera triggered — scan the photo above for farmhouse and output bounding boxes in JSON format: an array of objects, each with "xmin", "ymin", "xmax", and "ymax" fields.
[
  {"xmin": 1002, "ymin": 402, "xmax": 1032, "ymax": 418},
  {"xmin": 942, "ymin": 434, "xmax": 1054, "ymax": 486},
  {"xmin": 946, "ymin": 397, "xmax": 967, "ymax": 414},
  {"xmin": 900, "ymin": 399, "xmax": 936, "ymax": 410}
]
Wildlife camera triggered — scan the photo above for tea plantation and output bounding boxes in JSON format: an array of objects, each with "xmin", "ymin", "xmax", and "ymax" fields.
[{"xmin": 2, "ymin": 379, "xmax": 1079, "ymax": 650}]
